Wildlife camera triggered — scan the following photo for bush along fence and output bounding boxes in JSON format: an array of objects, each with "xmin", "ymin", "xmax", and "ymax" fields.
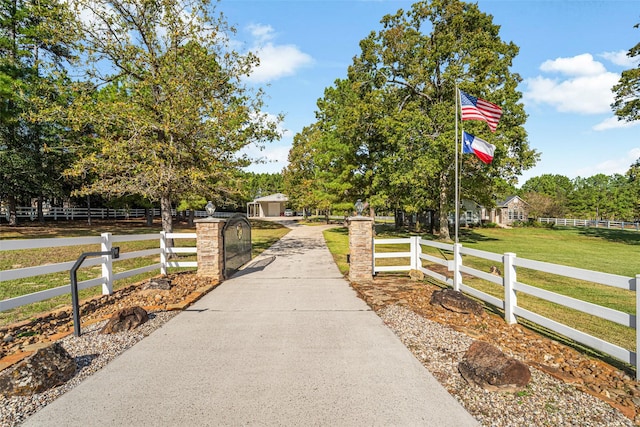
[
  {"xmin": 345, "ymin": 216, "xmax": 640, "ymax": 379},
  {"xmin": 0, "ymin": 232, "xmax": 197, "ymax": 313}
]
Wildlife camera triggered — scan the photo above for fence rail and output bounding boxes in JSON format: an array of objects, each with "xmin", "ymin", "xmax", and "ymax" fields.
[
  {"xmin": 1, "ymin": 206, "xmax": 238, "ymax": 222},
  {"xmin": 0, "ymin": 232, "xmax": 196, "ymax": 312},
  {"xmin": 539, "ymin": 217, "xmax": 640, "ymax": 231},
  {"xmin": 373, "ymin": 236, "xmax": 640, "ymax": 377}
]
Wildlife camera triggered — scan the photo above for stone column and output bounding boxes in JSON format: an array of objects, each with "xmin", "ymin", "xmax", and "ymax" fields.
[
  {"xmin": 348, "ymin": 216, "xmax": 374, "ymax": 283},
  {"xmin": 195, "ymin": 217, "xmax": 226, "ymax": 281}
]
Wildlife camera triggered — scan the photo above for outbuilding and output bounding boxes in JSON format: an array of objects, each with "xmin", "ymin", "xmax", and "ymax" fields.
[{"xmin": 246, "ymin": 193, "xmax": 289, "ymax": 218}]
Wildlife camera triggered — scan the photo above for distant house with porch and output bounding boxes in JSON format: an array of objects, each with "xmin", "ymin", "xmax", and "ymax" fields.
[
  {"xmin": 246, "ymin": 193, "xmax": 288, "ymax": 217},
  {"xmin": 488, "ymin": 195, "xmax": 529, "ymax": 226},
  {"xmin": 453, "ymin": 195, "xmax": 529, "ymax": 227}
]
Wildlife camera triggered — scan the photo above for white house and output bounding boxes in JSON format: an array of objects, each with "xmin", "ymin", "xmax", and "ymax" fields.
[
  {"xmin": 451, "ymin": 195, "xmax": 529, "ymax": 227},
  {"xmin": 246, "ymin": 193, "xmax": 288, "ymax": 217}
]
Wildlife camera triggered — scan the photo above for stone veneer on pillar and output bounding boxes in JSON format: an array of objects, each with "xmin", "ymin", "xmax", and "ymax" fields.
[
  {"xmin": 195, "ymin": 217, "xmax": 226, "ymax": 281},
  {"xmin": 348, "ymin": 216, "xmax": 374, "ymax": 283}
]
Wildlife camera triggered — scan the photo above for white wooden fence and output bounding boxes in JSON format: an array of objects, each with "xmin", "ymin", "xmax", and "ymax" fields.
[
  {"xmin": 0, "ymin": 232, "xmax": 196, "ymax": 312},
  {"xmin": 1, "ymin": 206, "xmax": 237, "ymax": 222},
  {"xmin": 539, "ymin": 218, "xmax": 640, "ymax": 231},
  {"xmin": 374, "ymin": 236, "xmax": 640, "ymax": 378}
]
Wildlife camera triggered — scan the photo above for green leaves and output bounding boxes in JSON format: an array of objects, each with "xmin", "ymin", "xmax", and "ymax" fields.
[
  {"xmin": 64, "ymin": 0, "xmax": 281, "ymax": 231},
  {"xmin": 288, "ymin": 0, "xmax": 536, "ymax": 237},
  {"xmin": 611, "ymin": 23, "xmax": 640, "ymax": 122}
]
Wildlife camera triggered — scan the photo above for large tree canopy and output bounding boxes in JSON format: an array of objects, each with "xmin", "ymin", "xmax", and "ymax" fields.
[
  {"xmin": 0, "ymin": 0, "xmax": 78, "ymax": 225},
  {"xmin": 61, "ymin": 0, "xmax": 280, "ymax": 233},
  {"xmin": 287, "ymin": 0, "xmax": 537, "ymax": 238},
  {"xmin": 612, "ymin": 22, "xmax": 640, "ymax": 122}
]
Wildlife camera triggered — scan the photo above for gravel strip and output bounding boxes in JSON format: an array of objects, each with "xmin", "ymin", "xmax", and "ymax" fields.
[
  {"xmin": 0, "ymin": 311, "xmax": 178, "ymax": 427},
  {"xmin": 379, "ymin": 305, "xmax": 634, "ymax": 427}
]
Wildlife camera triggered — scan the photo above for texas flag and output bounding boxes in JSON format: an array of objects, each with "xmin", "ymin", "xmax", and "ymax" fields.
[{"xmin": 462, "ymin": 131, "xmax": 495, "ymax": 164}]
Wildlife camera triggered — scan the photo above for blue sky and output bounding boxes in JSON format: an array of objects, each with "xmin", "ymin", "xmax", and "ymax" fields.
[{"xmin": 218, "ymin": 0, "xmax": 640, "ymax": 185}]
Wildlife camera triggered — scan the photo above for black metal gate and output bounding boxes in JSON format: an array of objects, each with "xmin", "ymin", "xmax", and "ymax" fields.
[{"xmin": 222, "ymin": 214, "xmax": 252, "ymax": 279}]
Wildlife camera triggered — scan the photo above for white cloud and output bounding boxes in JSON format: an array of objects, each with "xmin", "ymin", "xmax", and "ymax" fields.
[
  {"xmin": 524, "ymin": 54, "xmax": 620, "ymax": 114},
  {"xmin": 247, "ymin": 23, "xmax": 276, "ymax": 44},
  {"xmin": 241, "ymin": 140, "xmax": 291, "ymax": 172},
  {"xmin": 244, "ymin": 23, "xmax": 314, "ymax": 83},
  {"xmin": 575, "ymin": 148, "xmax": 640, "ymax": 177},
  {"xmin": 593, "ymin": 116, "xmax": 640, "ymax": 131},
  {"xmin": 248, "ymin": 44, "xmax": 314, "ymax": 83},
  {"xmin": 600, "ymin": 50, "xmax": 640, "ymax": 68},
  {"xmin": 540, "ymin": 53, "xmax": 606, "ymax": 76}
]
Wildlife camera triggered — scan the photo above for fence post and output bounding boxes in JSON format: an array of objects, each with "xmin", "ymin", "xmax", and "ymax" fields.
[
  {"xmin": 453, "ymin": 243, "xmax": 462, "ymax": 291},
  {"xmin": 636, "ymin": 274, "xmax": 640, "ymax": 380},
  {"xmin": 410, "ymin": 236, "xmax": 420, "ymax": 271},
  {"xmin": 503, "ymin": 252, "xmax": 517, "ymax": 324},
  {"xmin": 101, "ymin": 233, "xmax": 114, "ymax": 294},
  {"xmin": 160, "ymin": 231, "xmax": 168, "ymax": 275}
]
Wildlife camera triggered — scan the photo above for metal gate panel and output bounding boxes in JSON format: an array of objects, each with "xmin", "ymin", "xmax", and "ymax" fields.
[{"xmin": 222, "ymin": 214, "xmax": 252, "ymax": 279}]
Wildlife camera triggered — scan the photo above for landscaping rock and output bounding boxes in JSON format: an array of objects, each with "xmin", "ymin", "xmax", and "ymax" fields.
[
  {"xmin": 430, "ymin": 288, "xmax": 484, "ymax": 316},
  {"xmin": 459, "ymin": 340, "xmax": 531, "ymax": 392},
  {"xmin": 145, "ymin": 277, "xmax": 172, "ymax": 290},
  {"xmin": 409, "ymin": 269, "xmax": 425, "ymax": 281},
  {"xmin": 100, "ymin": 306, "xmax": 149, "ymax": 334},
  {"xmin": 0, "ymin": 342, "xmax": 76, "ymax": 396}
]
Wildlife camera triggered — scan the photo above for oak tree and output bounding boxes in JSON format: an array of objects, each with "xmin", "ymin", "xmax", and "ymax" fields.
[
  {"xmin": 63, "ymin": 0, "xmax": 280, "ymax": 233},
  {"xmin": 308, "ymin": 0, "xmax": 537, "ymax": 238},
  {"xmin": 612, "ymin": 22, "xmax": 639, "ymax": 122}
]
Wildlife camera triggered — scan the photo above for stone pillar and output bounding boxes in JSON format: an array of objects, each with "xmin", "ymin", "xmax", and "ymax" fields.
[
  {"xmin": 195, "ymin": 217, "xmax": 226, "ymax": 281},
  {"xmin": 348, "ymin": 216, "xmax": 374, "ymax": 283}
]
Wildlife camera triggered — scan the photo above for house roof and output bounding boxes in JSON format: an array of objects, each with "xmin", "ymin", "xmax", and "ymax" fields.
[
  {"xmin": 253, "ymin": 193, "xmax": 288, "ymax": 202},
  {"xmin": 496, "ymin": 195, "xmax": 527, "ymax": 207}
]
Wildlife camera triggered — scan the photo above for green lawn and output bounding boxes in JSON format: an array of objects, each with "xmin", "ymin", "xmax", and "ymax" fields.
[
  {"xmin": 325, "ymin": 224, "xmax": 640, "ymax": 354},
  {"xmin": 0, "ymin": 219, "xmax": 289, "ymax": 325}
]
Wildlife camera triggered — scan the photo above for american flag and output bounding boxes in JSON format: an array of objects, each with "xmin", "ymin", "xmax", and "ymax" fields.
[{"xmin": 459, "ymin": 90, "xmax": 503, "ymax": 132}]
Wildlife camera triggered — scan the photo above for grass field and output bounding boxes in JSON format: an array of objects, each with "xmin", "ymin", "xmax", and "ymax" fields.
[
  {"xmin": 0, "ymin": 219, "xmax": 289, "ymax": 325},
  {"xmin": 324, "ymin": 225, "xmax": 640, "ymax": 354}
]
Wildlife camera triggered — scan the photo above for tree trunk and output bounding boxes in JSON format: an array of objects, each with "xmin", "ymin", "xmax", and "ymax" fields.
[
  {"xmin": 160, "ymin": 195, "xmax": 173, "ymax": 233},
  {"xmin": 188, "ymin": 209, "xmax": 195, "ymax": 227},
  {"xmin": 160, "ymin": 195, "xmax": 174, "ymax": 255},
  {"xmin": 86, "ymin": 195, "xmax": 91, "ymax": 226},
  {"xmin": 438, "ymin": 177, "xmax": 451, "ymax": 241},
  {"xmin": 429, "ymin": 210, "xmax": 435, "ymax": 234},
  {"xmin": 145, "ymin": 208, "xmax": 153, "ymax": 226},
  {"xmin": 395, "ymin": 209, "xmax": 403, "ymax": 229},
  {"xmin": 37, "ymin": 195, "xmax": 44, "ymax": 224},
  {"xmin": 8, "ymin": 194, "xmax": 18, "ymax": 226}
]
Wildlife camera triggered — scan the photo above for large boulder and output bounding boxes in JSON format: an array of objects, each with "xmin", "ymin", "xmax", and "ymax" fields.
[
  {"xmin": 459, "ymin": 340, "xmax": 531, "ymax": 392},
  {"xmin": 0, "ymin": 342, "xmax": 76, "ymax": 396},
  {"xmin": 430, "ymin": 288, "xmax": 484, "ymax": 316},
  {"xmin": 100, "ymin": 306, "xmax": 149, "ymax": 334}
]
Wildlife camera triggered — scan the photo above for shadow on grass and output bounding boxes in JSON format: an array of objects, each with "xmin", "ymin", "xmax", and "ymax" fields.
[
  {"xmin": 327, "ymin": 227, "xmax": 348, "ymax": 236},
  {"xmin": 249, "ymin": 219, "xmax": 288, "ymax": 229},
  {"xmin": 575, "ymin": 227, "xmax": 640, "ymax": 246},
  {"xmin": 458, "ymin": 229, "xmax": 500, "ymax": 244},
  {"xmin": 0, "ymin": 219, "xmax": 187, "ymax": 239}
]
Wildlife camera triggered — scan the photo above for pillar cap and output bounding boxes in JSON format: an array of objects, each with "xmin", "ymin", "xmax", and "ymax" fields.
[
  {"xmin": 347, "ymin": 215, "xmax": 374, "ymax": 222},
  {"xmin": 195, "ymin": 217, "xmax": 226, "ymax": 224}
]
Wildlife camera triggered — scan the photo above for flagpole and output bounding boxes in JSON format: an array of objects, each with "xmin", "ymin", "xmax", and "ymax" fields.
[{"xmin": 454, "ymin": 85, "xmax": 459, "ymax": 244}]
